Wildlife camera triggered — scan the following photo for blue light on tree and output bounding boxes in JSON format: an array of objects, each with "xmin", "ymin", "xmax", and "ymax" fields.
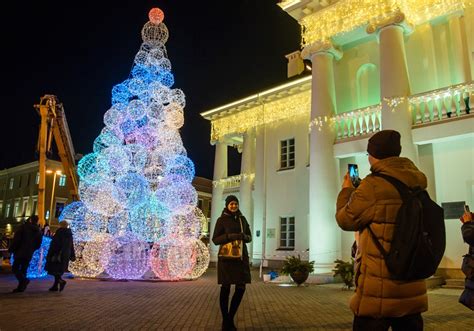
[
  {"xmin": 10, "ymin": 236, "xmax": 52, "ymax": 279},
  {"xmin": 62, "ymin": 7, "xmax": 209, "ymax": 280}
]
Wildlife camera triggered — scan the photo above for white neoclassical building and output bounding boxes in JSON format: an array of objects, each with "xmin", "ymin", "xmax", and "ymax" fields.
[{"xmin": 201, "ymin": 0, "xmax": 474, "ymax": 278}]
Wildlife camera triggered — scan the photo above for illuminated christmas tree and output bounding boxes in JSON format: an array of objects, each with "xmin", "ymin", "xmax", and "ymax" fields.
[{"xmin": 59, "ymin": 8, "xmax": 209, "ymax": 280}]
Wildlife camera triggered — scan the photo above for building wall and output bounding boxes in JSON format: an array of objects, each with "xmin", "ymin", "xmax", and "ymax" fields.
[
  {"xmin": 432, "ymin": 135, "xmax": 474, "ymax": 269},
  {"xmin": 252, "ymin": 114, "xmax": 310, "ymax": 262}
]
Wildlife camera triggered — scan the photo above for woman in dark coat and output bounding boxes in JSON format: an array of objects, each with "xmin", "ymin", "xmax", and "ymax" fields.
[
  {"xmin": 212, "ymin": 195, "xmax": 252, "ymax": 331},
  {"xmin": 45, "ymin": 220, "xmax": 75, "ymax": 292},
  {"xmin": 460, "ymin": 209, "xmax": 474, "ymax": 310}
]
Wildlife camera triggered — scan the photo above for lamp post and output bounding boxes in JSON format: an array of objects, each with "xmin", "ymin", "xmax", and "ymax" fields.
[{"xmin": 46, "ymin": 170, "xmax": 62, "ymax": 224}]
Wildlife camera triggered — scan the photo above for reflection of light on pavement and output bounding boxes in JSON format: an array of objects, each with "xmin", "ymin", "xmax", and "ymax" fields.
[{"xmin": 278, "ymin": 283, "xmax": 297, "ymax": 287}]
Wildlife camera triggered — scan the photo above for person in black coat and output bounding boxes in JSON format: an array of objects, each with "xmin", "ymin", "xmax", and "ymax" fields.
[
  {"xmin": 45, "ymin": 220, "xmax": 75, "ymax": 292},
  {"xmin": 212, "ymin": 195, "xmax": 252, "ymax": 331},
  {"xmin": 460, "ymin": 209, "xmax": 474, "ymax": 310},
  {"xmin": 8, "ymin": 215, "xmax": 43, "ymax": 292}
]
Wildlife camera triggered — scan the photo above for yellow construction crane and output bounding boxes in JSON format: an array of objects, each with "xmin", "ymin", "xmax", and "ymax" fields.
[{"xmin": 34, "ymin": 95, "xmax": 79, "ymax": 226}]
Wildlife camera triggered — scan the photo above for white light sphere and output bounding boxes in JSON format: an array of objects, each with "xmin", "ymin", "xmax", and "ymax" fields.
[
  {"xmin": 125, "ymin": 143, "xmax": 148, "ymax": 172},
  {"xmin": 95, "ymin": 145, "xmax": 131, "ymax": 179},
  {"xmin": 79, "ymin": 180, "xmax": 123, "ymax": 217},
  {"xmin": 104, "ymin": 232, "xmax": 150, "ymax": 280},
  {"xmin": 155, "ymin": 175, "xmax": 198, "ymax": 212},
  {"xmin": 164, "ymin": 102, "xmax": 184, "ymax": 129},
  {"xmin": 114, "ymin": 173, "xmax": 150, "ymax": 209},
  {"xmin": 59, "ymin": 201, "xmax": 89, "ymax": 241},
  {"xmin": 168, "ymin": 205, "xmax": 205, "ymax": 239},
  {"xmin": 70, "ymin": 234, "xmax": 114, "ymax": 278}
]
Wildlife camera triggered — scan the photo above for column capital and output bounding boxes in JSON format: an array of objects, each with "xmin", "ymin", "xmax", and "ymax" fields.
[
  {"xmin": 301, "ymin": 40, "xmax": 343, "ymax": 61},
  {"xmin": 366, "ymin": 11, "xmax": 414, "ymax": 36}
]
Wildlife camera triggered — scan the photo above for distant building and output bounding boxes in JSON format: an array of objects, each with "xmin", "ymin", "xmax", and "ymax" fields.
[
  {"xmin": 0, "ymin": 161, "xmax": 213, "ymax": 238},
  {"xmin": 0, "ymin": 160, "xmax": 70, "ymax": 235},
  {"xmin": 202, "ymin": 1, "xmax": 474, "ymax": 279}
]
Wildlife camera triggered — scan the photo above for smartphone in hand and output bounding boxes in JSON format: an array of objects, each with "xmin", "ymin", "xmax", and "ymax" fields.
[{"xmin": 348, "ymin": 164, "xmax": 360, "ymax": 188}]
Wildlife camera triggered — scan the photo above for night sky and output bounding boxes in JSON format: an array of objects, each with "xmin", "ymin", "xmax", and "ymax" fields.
[{"xmin": 0, "ymin": 0, "xmax": 301, "ymax": 179}]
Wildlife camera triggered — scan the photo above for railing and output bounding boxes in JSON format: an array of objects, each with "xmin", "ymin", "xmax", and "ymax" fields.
[
  {"xmin": 333, "ymin": 104, "xmax": 382, "ymax": 141},
  {"xmin": 212, "ymin": 173, "xmax": 255, "ymax": 190},
  {"xmin": 409, "ymin": 82, "xmax": 473, "ymax": 126}
]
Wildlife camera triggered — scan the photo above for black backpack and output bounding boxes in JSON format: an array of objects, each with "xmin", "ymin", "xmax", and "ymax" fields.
[{"xmin": 367, "ymin": 173, "xmax": 446, "ymax": 281}]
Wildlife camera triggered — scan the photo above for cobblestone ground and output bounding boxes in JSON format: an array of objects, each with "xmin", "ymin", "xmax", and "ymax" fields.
[{"xmin": 0, "ymin": 268, "xmax": 473, "ymax": 331}]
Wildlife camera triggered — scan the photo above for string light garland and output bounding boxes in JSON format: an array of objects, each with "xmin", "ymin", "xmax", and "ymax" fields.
[
  {"xmin": 62, "ymin": 7, "xmax": 209, "ymax": 281},
  {"xmin": 297, "ymin": 0, "xmax": 473, "ymax": 47},
  {"xmin": 212, "ymin": 173, "xmax": 255, "ymax": 188}
]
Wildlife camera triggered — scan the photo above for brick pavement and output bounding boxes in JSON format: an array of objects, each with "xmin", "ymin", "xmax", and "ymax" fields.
[{"xmin": 0, "ymin": 268, "xmax": 473, "ymax": 331}]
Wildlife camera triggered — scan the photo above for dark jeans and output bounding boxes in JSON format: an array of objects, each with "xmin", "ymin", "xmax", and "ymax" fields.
[
  {"xmin": 353, "ymin": 313, "xmax": 423, "ymax": 331},
  {"xmin": 12, "ymin": 257, "xmax": 31, "ymax": 285}
]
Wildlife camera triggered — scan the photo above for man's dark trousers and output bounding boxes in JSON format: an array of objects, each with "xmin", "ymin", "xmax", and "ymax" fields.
[
  {"xmin": 353, "ymin": 313, "xmax": 423, "ymax": 331},
  {"xmin": 12, "ymin": 257, "xmax": 31, "ymax": 289}
]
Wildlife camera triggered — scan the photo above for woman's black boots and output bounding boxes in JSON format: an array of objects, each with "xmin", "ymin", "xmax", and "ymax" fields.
[{"xmin": 228, "ymin": 285, "xmax": 245, "ymax": 329}]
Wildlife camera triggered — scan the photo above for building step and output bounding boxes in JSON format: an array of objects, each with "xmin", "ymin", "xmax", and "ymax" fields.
[
  {"xmin": 426, "ymin": 275, "xmax": 445, "ymax": 289},
  {"xmin": 442, "ymin": 278, "xmax": 465, "ymax": 289}
]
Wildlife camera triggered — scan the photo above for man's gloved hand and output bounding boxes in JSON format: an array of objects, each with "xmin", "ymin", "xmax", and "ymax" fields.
[{"xmin": 227, "ymin": 233, "xmax": 243, "ymax": 241}]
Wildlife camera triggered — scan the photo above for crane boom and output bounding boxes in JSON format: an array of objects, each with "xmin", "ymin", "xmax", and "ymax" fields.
[{"xmin": 34, "ymin": 95, "xmax": 79, "ymax": 226}]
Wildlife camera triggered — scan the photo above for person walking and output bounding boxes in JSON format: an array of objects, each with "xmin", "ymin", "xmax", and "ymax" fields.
[
  {"xmin": 45, "ymin": 220, "xmax": 75, "ymax": 292},
  {"xmin": 8, "ymin": 215, "xmax": 43, "ymax": 292},
  {"xmin": 335, "ymin": 130, "xmax": 427, "ymax": 330},
  {"xmin": 212, "ymin": 195, "xmax": 252, "ymax": 331},
  {"xmin": 459, "ymin": 208, "xmax": 474, "ymax": 310}
]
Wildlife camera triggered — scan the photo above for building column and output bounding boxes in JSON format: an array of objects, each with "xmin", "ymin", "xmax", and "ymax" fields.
[
  {"xmin": 239, "ymin": 129, "xmax": 255, "ymax": 263},
  {"xmin": 448, "ymin": 15, "xmax": 472, "ymax": 84},
  {"xmin": 303, "ymin": 42, "xmax": 342, "ymax": 273},
  {"xmin": 374, "ymin": 16, "xmax": 418, "ymax": 162},
  {"xmin": 210, "ymin": 140, "xmax": 228, "ymax": 262}
]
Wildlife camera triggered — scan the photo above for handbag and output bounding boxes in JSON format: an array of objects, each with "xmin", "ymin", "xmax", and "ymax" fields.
[{"xmin": 218, "ymin": 217, "xmax": 243, "ymax": 259}]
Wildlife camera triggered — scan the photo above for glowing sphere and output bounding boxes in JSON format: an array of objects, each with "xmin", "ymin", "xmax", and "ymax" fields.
[
  {"xmin": 143, "ymin": 150, "xmax": 167, "ymax": 184},
  {"xmin": 141, "ymin": 21, "xmax": 169, "ymax": 44},
  {"xmin": 150, "ymin": 236, "xmax": 196, "ymax": 280},
  {"xmin": 104, "ymin": 105, "xmax": 126, "ymax": 129},
  {"xmin": 70, "ymin": 234, "xmax": 114, "ymax": 278},
  {"xmin": 95, "ymin": 145, "xmax": 131, "ymax": 179},
  {"xmin": 165, "ymin": 154, "xmax": 195, "ymax": 183},
  {"xmin": 107, "ymin": 211, "xmax": 128, "ymax": 236},
  {"xmin": 125, "ymin": 143, "xmax": 148, "ymax": 172},
  {"xmin": 168, "ymin": 205, "xmax": 204, "ymax": 239},
  {"xmin": 112, "ymin": 83, "xmax": 132, "ymax": 105},
  {"xmin": 59, "ymin": 201, "xmax": 88, "ymax": 241},
  {"xmin": 79, "ymin": 180, "xmax": 123, "ymax": 217},
  {"xmin": 129, "ymin": 195, "xmax": 169, "ymax": 242},
  {"xmin": 92, "ymin": 131, "xmax": 123, "ymax": 153},
  {"xmin": 171, "ymin": 89, "xmax": 186, "ymax": 107},
  {"xmin": 11, "ymin": 236, "xmax": 52, "ymax": 279},
  {"xmin": 104, "ymin": 232, "xmax": 150, "ymax": 279},
  {"xmin": 185, "ymin": 239, "xmax": 210, "ymax": 280},
  {"xmin": 146, "ymin": 102, "xmax": 165, "ymax": 122},
  {"xmin": 164, "ymin": 102, "xmax": 184, "ymax": 129},
  {"xmin": 156, "ymin": 175, "xmax": 198, "ymax": 212},
  {"xmin": 77, "ymin": 153, "xmax": 98, "ymax": 181},
  {"xmin": 148, "ymin": 8, "xmax": 165, "ymax": 25},
  {"xmin": 114, "ymin": 173, "xmax": 150, "ymax": 209}
]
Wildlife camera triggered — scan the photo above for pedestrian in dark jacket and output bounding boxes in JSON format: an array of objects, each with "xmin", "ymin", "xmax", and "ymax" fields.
[
  {"xmin": 212, "ymin": 195, "xmax": 252, "ymax": 331},
  {"xmin": 45, "ymin": 220, "xmax": 75, "ymax": 292},
  {"xmin": 8, "ymin": 215, "xmax": 43, "ymax": 292},
  {"xmin": 459, "ymin": 209, "xmax": 474, "ymax": 310}
]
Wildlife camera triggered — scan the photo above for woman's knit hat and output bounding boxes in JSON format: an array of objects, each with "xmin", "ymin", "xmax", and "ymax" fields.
[
  {"xmin": 225, "ymin": 195, "xmax": 239, "ymax": 207},
  {"xmin": 367, "ymin": 130, "xmax": 401, "ymax": 159}
]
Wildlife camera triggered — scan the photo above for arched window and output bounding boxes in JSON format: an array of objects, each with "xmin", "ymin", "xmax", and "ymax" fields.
[{"xmin": 356, "ymin": 63, "xmax": 380, "ymax": 108}]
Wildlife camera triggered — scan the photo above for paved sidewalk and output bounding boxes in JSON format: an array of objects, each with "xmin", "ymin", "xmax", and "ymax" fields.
[{"xmin": 0, "ymin": 268, "xmax": 473, "ymax": 330}]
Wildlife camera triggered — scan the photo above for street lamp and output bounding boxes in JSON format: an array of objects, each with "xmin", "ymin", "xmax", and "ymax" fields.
[{"xmin": 46, "ymin": 170, "xmax": 62, "ymax": 224}]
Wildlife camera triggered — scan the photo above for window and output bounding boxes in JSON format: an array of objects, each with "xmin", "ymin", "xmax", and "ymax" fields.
[
  {"xmin": 22, "ymin": 199, "xmax": 28, "ymax": 217},
  {"xmin": 14, "ymin": 201, "xmax": 20, "ymax": 217},
  {"xmin": 35, "ymin": 172, "xmax": 40, "ymax": 185},
  {"xmin": 207, "ymin": 200, "xmax": 212, "ymax": 218},
  {"xmin": 280, "ymin": 138, "xmax": 295, "ymax": 169},
  {"xmin": 55, "ymin": 202, "xmax": 65, "ymax": 218},
  {"xmin": 279, "ymin": 217, "xmax": 295, "ymax": 249},
  {"xmin": 197, "ymin": 198, "xmax": 203, "ymax": 210},
  {"xmin": 59, "ymin": 174, "xmax": 67, "ymax": 187},
  {"xmin": 5, "ymin": 203, "xmax": 11, "ymax": 218},
  {"xmin": 18, "ymin": 176, "xmax": 22, "ymax": 188},
  {"xmin": 9, "ymin": 178, "xmax": 14, "ymax": 190},
  {"xmin": 0, "ymin": 201, "xmax": 3, "ymax": 216},
  {"xmin": 32, "ymin": 200, "xmax": 38, "ymax": 216},
  {"xmin": 26, "ymin": 174, "xmax": 30, "ymax": 186}
]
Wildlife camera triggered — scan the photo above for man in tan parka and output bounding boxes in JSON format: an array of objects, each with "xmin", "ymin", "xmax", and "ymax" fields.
[{"xmin": 336, "ymin": 130, "xmax": 427, "ymax": 331}]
